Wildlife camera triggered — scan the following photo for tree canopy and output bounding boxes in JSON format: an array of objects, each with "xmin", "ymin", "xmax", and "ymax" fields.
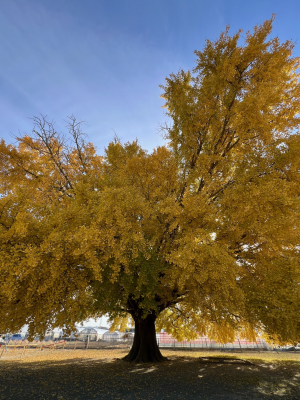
[{"xmin": 1, "ymin": 16, "xmax": 300, "ymax": 362}]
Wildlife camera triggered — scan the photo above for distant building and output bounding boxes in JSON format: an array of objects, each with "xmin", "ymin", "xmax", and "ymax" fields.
[
  {"xmin": 77, "ymin": 327, "xmax": 109, "ymax": 341},
  {"xmin": 102, "ymin": 331, "xmax": 123, "ymax": 341}
]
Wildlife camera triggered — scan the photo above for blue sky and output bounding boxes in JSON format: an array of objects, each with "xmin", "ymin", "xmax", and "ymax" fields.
[{"xmin": 1, "ymin": 0, "xmax": 300, "ymax": 155}]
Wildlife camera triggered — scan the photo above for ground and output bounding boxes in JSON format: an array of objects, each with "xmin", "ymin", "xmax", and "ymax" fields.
[{"xmin": 0, "ymin": 349, "xmax": 300, "ymax": 399}]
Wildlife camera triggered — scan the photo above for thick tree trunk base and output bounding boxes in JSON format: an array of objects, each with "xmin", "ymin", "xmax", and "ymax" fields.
[{"xmin": 122, "ymin": 314, "xmax": 167, "ymax": 363}]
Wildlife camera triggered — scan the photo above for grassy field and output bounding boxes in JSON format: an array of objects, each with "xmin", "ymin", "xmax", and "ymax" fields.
[{"xmin": 0, "ymin": 348, "xmax": 300, "ymax": 399}]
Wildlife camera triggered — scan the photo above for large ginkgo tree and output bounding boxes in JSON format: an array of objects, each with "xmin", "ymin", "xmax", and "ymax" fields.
[{"xmin": 1, "ymin": 16, "xmax": 300, "ymax": 362}]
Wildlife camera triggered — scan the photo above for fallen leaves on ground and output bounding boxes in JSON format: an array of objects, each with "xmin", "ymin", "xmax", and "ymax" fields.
[{"xmin": 0, "ymin": 350, "xmax": 300, "ymax": 399}]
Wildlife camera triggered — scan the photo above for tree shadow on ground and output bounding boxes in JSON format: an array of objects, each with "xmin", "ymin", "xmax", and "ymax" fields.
[{"xmin": 0, "ymin": 355, "xmax": 300, "ymax": 399}]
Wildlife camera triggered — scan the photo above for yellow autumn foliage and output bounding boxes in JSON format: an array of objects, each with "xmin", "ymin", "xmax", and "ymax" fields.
[{"xmin": 0, "ymin": 17, "xmax": 300, "ymax": 345}]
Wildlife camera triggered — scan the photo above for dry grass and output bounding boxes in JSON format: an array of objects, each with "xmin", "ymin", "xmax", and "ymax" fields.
[
  {"xmin": 1, "ymin": 348, "xmax": 300, "ymax": 399},
  {"xmin": 1, "ymin": 346, "xmax": 300, "ymax": 363}
]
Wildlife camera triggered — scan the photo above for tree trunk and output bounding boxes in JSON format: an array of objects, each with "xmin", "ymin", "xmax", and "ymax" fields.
[{"xmin": 122, "ymin": 313, "xmax": 167, "ymax": 363}]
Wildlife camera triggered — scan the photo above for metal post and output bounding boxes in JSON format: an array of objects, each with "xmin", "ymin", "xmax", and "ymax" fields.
[{"xmin": 20, "ymin": 344, "xmax": 26, "ymax": 358}]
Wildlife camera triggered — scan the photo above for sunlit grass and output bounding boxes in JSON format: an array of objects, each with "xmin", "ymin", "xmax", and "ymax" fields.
[{"xmin": 1, "ymin": 347, "xmax": 299, "ymax": 364}]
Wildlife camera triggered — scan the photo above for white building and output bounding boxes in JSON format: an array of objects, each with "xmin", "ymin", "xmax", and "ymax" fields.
[{"xmin": 102, "ymin": 331, "xmax": 123, "ymax": 341}]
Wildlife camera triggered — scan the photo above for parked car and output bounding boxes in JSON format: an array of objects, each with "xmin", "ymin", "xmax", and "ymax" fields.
[
  {"xmin": 60, "ymin": 336, "xmax": 72, "ymax": 341},
  {"xmin": 281, "ymin": 346, "xmax": 296, "ymax": 351},
  {"xmin": 9, "ymin": 334, "xmax": 23, "ymax": 341}
]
